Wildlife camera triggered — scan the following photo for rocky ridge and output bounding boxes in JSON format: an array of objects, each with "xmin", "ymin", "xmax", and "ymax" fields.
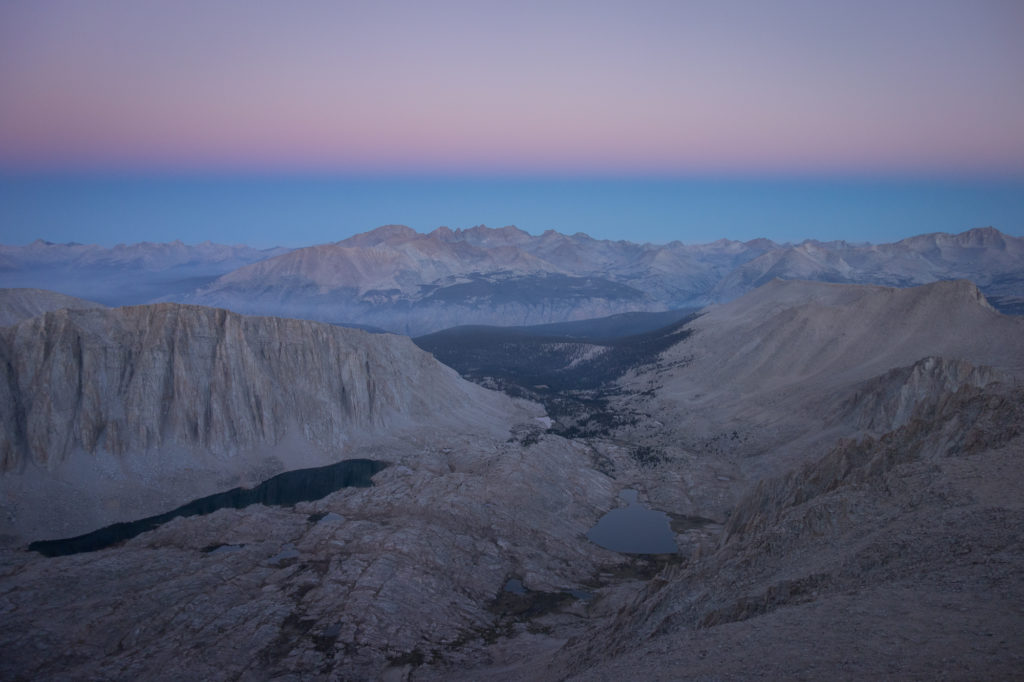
[
  {"xmin": 710, "ymin": 226, "xmax": 1024, "ymax": 301},
  {"xmin": 0, "ymin": 238, "xmax": 291, "ymax": 272}
]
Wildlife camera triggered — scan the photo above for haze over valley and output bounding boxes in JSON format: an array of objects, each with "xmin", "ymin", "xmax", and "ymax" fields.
[{"xmin": 4, "ymin": 224, "xmax": 1023, "ymax": 333}]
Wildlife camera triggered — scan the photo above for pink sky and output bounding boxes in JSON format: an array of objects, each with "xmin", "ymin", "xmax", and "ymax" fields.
[{"xmin": 1, "ymin": 0, "xmax": 1023, "ymax": 176}]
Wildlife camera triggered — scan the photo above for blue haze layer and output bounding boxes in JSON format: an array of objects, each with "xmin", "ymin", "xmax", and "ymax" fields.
[{"xmin": 2, "ymin": 174, "xmax": 1022, "ymax": 248}]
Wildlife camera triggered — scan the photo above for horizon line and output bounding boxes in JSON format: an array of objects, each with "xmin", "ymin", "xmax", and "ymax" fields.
[
  {"xmin": 5, "ymin": 223, "xmax": 1011, "ymax": 251},
  {"xmin": 3, "ymin": 165, "xmax": 1024, "ymax": 185}
]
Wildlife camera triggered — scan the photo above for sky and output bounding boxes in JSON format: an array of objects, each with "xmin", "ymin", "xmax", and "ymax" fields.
[{"xmin": 1, "ymin": 0, "xmax": 1023, "ymax": 246}]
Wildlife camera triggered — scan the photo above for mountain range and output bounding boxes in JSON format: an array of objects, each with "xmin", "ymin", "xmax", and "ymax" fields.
[
  {"xmin": 0, "ymin": 226, "xmax": 1022, "ymax": 678},
  {"xmin": 2, "ymin": 225, "xmax": 1022, "ymax": 334},
  {"xmin": 0, "ymin": 239, "xmax": 291, "ymax": 306}
]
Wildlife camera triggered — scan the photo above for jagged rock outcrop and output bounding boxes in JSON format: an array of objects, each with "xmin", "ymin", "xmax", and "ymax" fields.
[
  {"xmin": 724, "ymin": 382, "xmax": 1023, "ymax": 544},
  {"xmin": 833, "ymin": 355, "xmax": 1010, "ymax": 432},
  {"xmin": 0, "ymin": 288, "xmax": 105, "ymax": 326}
]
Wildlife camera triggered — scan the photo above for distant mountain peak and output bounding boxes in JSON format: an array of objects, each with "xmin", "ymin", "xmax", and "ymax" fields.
[
  {"xmin": 4, "ymin": 225, "xmax": 1022, "ymax": 331},
  {"xmin": 341, "ymin": 224, "xmax": 419, "ymax": 247},
  {"xmin": 444, "ymin": 224, "xmax": 533, "ymax": 248},
  {"xmin": 955, "ymin": 226, "xmax": 1005, "ymax": 247}
]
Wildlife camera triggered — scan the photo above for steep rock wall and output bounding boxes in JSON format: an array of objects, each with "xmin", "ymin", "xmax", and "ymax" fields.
[{"xmin": 0, "ymin": 303, "xmax": 523, "ymax": 471}]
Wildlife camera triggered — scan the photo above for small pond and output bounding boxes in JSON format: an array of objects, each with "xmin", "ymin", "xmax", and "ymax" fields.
[{"xmin": 586, "ymin": 489, "xmax": 678, "ymax": 554}]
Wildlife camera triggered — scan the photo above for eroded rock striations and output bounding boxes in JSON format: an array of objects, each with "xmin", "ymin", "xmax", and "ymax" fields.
[
  {"xmin": 0, "ymin": 303, "xmax": 536, "ymax": 540},
  {"xmin": 833, "ymin": 355, "xmax": 1011, "ymax": 432}
]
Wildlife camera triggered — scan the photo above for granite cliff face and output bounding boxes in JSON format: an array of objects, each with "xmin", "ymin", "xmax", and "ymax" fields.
[
  {"xmin": 0, "ymin": 303, "xmax": 535, "ymax": 540},
  {"xmin": 0, "ymin": 304, "xmax": 619, "ymax": 680},
  {"xmin": 0, "ymin": 303, "xmax": 512, "ymax": 467}
]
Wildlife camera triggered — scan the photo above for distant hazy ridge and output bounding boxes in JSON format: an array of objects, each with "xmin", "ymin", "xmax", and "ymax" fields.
[{"xmin": 3, "ymin": 225, "xmax": 1022, "ymax": 334}]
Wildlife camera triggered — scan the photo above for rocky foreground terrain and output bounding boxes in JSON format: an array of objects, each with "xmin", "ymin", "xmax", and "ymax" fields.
[
  {"xmin": 550, "ymin": 379, "xmax": 1024, "ymax": 680},
  {"xmin": 0, "ymin": 278, "xmax": 1022, "ymax": 679}
]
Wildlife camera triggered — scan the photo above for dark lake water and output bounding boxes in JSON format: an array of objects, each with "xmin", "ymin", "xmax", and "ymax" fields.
[
  {"xmin": 29, "ymin": 458, "xmax": 387, "ymax": 557},
  {"xmin": 587, "ymin": 489, "xmax": 678, "ymax": 555}
]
